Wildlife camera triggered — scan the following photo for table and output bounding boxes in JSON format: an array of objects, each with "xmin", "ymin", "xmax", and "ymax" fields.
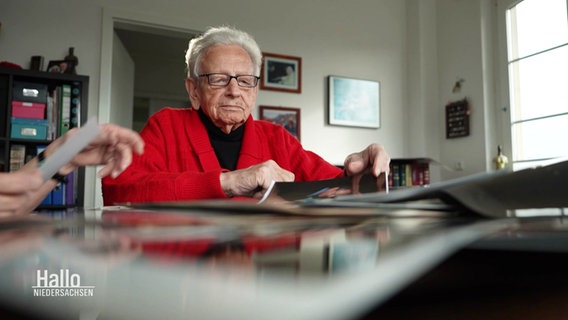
[{"xmin": 0, "ymin": 207, "xmax": 566, "ymax": 320}]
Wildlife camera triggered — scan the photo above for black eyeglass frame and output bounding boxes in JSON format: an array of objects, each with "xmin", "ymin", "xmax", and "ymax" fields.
[{"xmin": 198, "ymin": 73, "xmax": 260, "ymax": 88}]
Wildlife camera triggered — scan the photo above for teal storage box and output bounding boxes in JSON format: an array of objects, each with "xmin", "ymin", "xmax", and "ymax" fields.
[{"xmin": 10, "ymin": 118, "xmax": 48, "ymax": 140}]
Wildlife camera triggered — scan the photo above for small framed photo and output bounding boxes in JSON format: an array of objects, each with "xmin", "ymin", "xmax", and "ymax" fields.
[
  {"xmin": 259, "ymin": 106, "xmax": 301, "ymax": 141},
  {"xmin": 47, "ymin": 60, "xmax": 68, "ymax": 73},
  {"xmin": 260, "ymin": 52, "xmax": 301, "ymax": 93},
  {"xmin": 328, "ymin": 75, "xmax": 380, "ymax": 129}
]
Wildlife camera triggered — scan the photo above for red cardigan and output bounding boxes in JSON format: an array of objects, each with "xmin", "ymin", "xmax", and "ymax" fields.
[{"xmin": 102, "ymin": 108, "xmax": 343, "ymax": 205}]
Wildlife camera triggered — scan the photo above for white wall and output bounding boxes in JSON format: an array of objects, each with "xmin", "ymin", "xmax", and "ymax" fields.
[
  {"xmin": 110, "ymin": 33, "xmax": 134, "ymax": 129},
  {"xmin": 0, "ymin": 0, "xmax": 503, "ymax": 208},
  {"xmin": 436, "ymin": 0, "xmax": 486, "ymax": 179},
  {"xmin": 406, "ymin": 0, "xmax": 442, "ymax": 180},
  {"xmin": 434, "ymin": 0, "xmax": 503, "ymax": 180}
]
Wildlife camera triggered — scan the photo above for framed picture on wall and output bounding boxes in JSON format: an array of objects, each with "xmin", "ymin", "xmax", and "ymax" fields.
[
  {"xmin": 328, "ymin": 75, "xmax": 380, "ymax": 129},
  {"xmin": 445, "ymin": 98, "xmax": 470, "ymax": 138},
  {"xmin": 259, "ymin": 106, "xmax": 301, "ymax": 141},
  {"xmin": 260, "ymin": 52, "xmax": 302, "ymax": 93}
]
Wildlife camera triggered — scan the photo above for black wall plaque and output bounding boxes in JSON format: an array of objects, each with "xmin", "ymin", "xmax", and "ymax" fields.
[{"xmin": 446, "ymin": 98, "xmax": 470, "ymax": 139}]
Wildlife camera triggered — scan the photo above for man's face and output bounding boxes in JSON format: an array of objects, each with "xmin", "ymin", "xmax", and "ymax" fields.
[{"xmin": 186, "ymin": 44, "xmax": 258, "ymax": 133}]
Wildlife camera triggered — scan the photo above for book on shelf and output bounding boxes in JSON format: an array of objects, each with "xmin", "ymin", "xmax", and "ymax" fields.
[
  {"xmin": 390, "ymin": 163, "xmax": 400, "ymax": 187},
  {"xmin": 399, "ymin": 164, "xmax": 407, "ymax": 187},
  {"xmin": 59, "ymin": 84, "xmax": 71, "ymax": 135},
  {"xmin": 9, "ymin": 144, "xmax": 26, "ymax": 172},
  {"xmin": 51, "ymin": 182, "xmax": 64, "ymax": 205},
  {"xmin": 65, "ymin": 171, "xmax": 76, "ymax": 205},
  {"xmin": 70, "ymin": 81, "xmax": 81, "ymax": 129},
  {"xmin": 40, "ymin": 191, "xmax": 52, "ymax": 206},
  {"xmin": 47, "ymin": 86, "xmax": 61, "ymax": 140},
  {"xmin": 45, "ymin": 93, "xmax": 54, "ymax": 140}
]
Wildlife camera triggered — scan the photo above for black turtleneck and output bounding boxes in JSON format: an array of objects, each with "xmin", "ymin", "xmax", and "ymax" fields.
[{"xmin": 198, "ymin": 108, "xmax": 243, "ymax": 171}]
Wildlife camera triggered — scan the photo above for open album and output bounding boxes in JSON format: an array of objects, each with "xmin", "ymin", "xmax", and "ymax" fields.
[{"xmin": 127, "ymin": 159, "xmax": 568, "ymax": 218}]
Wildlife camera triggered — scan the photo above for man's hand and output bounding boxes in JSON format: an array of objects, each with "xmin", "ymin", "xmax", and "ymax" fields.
[
  {"xmin": 56, "ymin": 124, "xmax": 145, "ymax": 178},
  {"xmin": 220, "ymin": 160, "xmax": 294, "ymax": 198},
  {"xmin": 343, "ymin": 143, "xmax": 390, "ymax": 177}
]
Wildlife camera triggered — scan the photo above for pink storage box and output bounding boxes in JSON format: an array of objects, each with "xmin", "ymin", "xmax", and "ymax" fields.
[{"xmin": 11, "ymin": 101, "xmax": 46, "ymax": 119}]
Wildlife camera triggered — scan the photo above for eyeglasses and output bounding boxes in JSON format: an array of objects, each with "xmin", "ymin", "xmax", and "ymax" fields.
[{"xmin": 198, "ymin": 73, "xmax": 260, "ymax": 88}]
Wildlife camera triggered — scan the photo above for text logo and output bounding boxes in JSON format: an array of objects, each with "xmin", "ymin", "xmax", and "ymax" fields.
[{"xmin": 32, "ymin": 269, "xmax": 95, "ymax": 297}]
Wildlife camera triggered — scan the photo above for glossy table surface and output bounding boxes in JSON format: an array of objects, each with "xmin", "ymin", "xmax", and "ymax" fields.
[{"xmin": 0, "ymin": 207, "xmax": 566, "ymax": 320}]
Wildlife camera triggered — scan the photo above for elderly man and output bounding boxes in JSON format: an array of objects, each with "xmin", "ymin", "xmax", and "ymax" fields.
[{"xmin": 102, "ymin": 26, "xmax": 390, "ymax": 204}]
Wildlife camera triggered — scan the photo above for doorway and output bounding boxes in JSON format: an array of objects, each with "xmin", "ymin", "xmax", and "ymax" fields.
[{"xmin": 113, "ymin": 23, "xmax": 196, "ymax": 131}]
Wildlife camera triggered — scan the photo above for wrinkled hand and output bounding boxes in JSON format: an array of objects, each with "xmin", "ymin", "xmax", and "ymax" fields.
[
  {"xmin": 344, "ymin": 144, "xmax": 390, "ymax": 194},
  {"xmin": 0, "ymin": 170, "xmax": 43, "ymax": 218},
  {"xmin": 220, "ymin": 160, "xmax": 294, "ymax": 198},
  {"xmin": 58, "ymin": 124, "xmax": 144, "ymax": 178},
  {"xmin": 343, "ymin": 143, "xmax": 390, "ymax": 177}
]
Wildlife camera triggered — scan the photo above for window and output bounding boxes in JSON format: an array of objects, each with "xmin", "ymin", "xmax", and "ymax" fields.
[{"xmin": 506, "ymin": 0, "xmax": 568, "ymax": 170}]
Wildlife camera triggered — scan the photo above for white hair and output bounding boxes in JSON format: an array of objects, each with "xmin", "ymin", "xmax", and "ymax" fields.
[{"xmin": 185, "ymin": 26, "xmax": 262, "ymax": 79}]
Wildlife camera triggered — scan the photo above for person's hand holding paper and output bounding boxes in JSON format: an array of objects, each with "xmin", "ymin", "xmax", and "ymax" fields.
[
  {"xmin": 0, "ymin": 118, "xmax": 144, "ymax": 218},
  {"xmin": 40, "ymin": 118, "xmax": 144, "ymax": 180},
  {"xmin": 60, "ymin": 123, "xmax": 145, "ymax": 179}
]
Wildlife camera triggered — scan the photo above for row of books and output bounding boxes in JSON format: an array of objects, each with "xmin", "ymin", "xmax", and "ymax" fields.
[
  {"xmin": 389, "ymin": 160, "xmax": 430, "ymax": 188},
  {"xmin": 9, "ymin": 144, "xmax": 76, "ymax": 206},
  {"xmin": 46, "ymin": 82, "xmax": 81, "ymax": 140},
  {"xmin": 9, "ymin": 144, "xmax": 28, "ymax": 172}
]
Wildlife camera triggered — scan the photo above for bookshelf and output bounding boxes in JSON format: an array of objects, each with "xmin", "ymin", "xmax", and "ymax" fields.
[
  {"xmin": 389, "ymin": 158, "xmax": 430, "ymax": 189},
  {"xmin": 0, "ymin": 67, "xmax": 89, "ymax": 208}
]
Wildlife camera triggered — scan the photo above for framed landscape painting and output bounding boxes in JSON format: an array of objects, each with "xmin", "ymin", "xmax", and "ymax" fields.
[
  {"xmin": 259, "ymin": 106, "xmax": 301, "ymax": 141},
  {"xmin": 328, "ymin": 76, "xmax": 380, "ymax": 128}
]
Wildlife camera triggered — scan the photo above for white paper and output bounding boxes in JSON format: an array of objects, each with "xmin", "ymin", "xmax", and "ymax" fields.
[{"xmin": 39, "ymin": 117, "xmax": 100, "ymax": 181}]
